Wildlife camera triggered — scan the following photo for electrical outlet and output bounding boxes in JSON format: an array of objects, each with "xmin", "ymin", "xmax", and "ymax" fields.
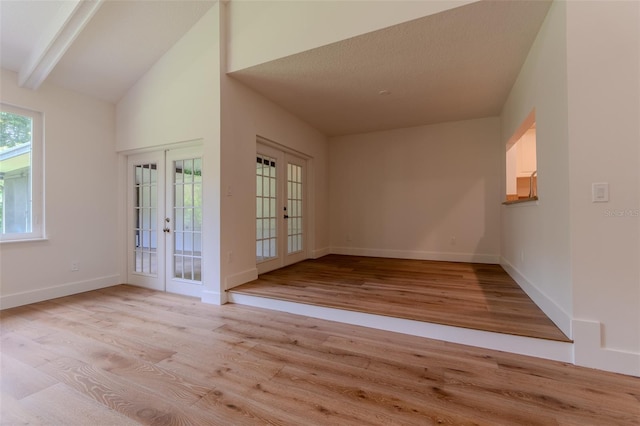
[
  {"xmin": 71, "ymin": 261, "xmax": 80, "ymax": 272},
  {"xmin": 592, "ymin": 182, "xmax": 609, "ymax": 203}
]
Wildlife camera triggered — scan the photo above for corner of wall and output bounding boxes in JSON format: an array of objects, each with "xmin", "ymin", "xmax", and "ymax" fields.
[
  {"xmin": 224, "ymin": 268, "xmax": 258, "ymax": 292},
  {"xmin": 312, "ymin": 247, "xmax": 331, "ymax": 259},
  {"xmin": 573, "ymin": 319, "xmax": 640, "ymax": 377},
  {"xmin": 501, "ymin": 257, "xmax": 572, "ymax": 338},
  {"xmin": 202, "ymin": 289, "xmax": 227, "ymax": 305}
]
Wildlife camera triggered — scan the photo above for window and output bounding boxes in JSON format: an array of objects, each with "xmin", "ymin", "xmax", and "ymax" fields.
[
  {"xmin": 256, "ymin": 154, "xmax": 278, "ymax": 262},
  {"xmin": 0, "ymin": 104, "xmax": 44, "ymax": 241},
  {"xmin": 505, "ymin": 109, "xmax": 537, "ymax": 203}
]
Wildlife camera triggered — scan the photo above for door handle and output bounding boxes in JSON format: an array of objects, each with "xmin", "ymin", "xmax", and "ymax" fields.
[
  {"xmin": 163, "ymin": 228, "xmax": 171, "ymax": 233},
  {"xmin": 284, "ymin": 215, "xmax": 289, "ymax": 219}
]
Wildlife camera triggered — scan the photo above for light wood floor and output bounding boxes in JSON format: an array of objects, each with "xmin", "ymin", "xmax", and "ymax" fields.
[
  {"xmin": 2, "ymin": 285, "xmax": 639, "ymax": 425},
  {"xmin": 231, "ymin": 255, "xmax": 571, "ymax": 342}
]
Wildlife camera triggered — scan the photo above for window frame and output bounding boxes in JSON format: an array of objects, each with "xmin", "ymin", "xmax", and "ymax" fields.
[{"xmin": 0, "ymin": 103, "xmax": 45, "ymax": 242}]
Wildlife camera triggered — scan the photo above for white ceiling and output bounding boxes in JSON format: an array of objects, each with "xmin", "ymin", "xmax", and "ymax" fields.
[
  {"xmin": 0, "ymin": 1, "xmax": 68, "ymax": 72},
  {"xmin": 1, "ymin": 0, "xmax": 215, "ymax": 103},
  {"xmin": 0, "ymin": 0, "xmax": 551, "ymax": 136},
  {"xmin": 231, "ymin": 0, "xmax": 552, "ymax": 136}
]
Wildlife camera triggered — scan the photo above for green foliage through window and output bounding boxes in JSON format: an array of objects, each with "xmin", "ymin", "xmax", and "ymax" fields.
[
  {"xmin": 1, "ymin": 111, "xmax": 32, "ymax": 150},
  {"xmin": 1, "ymin": 109, "xmax": 34, "ymax": 234}
]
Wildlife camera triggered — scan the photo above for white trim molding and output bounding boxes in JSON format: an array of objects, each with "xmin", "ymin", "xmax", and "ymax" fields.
[
  {"xmin": 311, "ymin": 247, "xmax": 331, "ymax": 259},
  {"xmin": 201, "ymin": 289, "xmax": 225, "ymax": 305},
  {"xmin": 202, "ymin": 267, "xmax": 259, "ymax": 306},
  {"xmin": 0, "ymin": 274, "xmax": 120, "ymax": 310},
  {"xmin": 332, "ymin": 246, "xmax": 500, "ymax": 264},
  {"xmin": 501, "ymin": 257, "xmax": 572, "ymax": 338},
  {"xmin": 228, "ymin": 293, "xmax": 573, "ymax": 363},
  {"xmin": 573, "ymin": 319, "xmax": 640, "ymax": 377},
  {"xmin": 224, "ymin": 268, "xmax": 258, "ymax": 290}
]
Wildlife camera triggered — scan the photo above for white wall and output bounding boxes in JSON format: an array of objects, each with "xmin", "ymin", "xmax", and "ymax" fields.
[
  {"xmin": 227, "ymin": 0, "xmax": 474, "ymax": 72},
  {"xmin": 329, "ymin": 118, "xmax": 501, "ymax": 263},
  {"xmin": 0, "ymin": 69, "xmax": 118, "ymax": 308},
  {"xmin": 220, "ymin": 1, "xmax": 330, "ymax": 296},
  {"xmin": 116, "ymin": 6, "xmax": 222, "ymax": 302},
  {"xmin": 501, "ymin": 0, "xmax": 640, "ymax": 377},
  {"xmin": 500, "ymin": 1, "xmax": 572, "ymax": 337},
  {"xmin": 116, "ymin": 6, "xmax": 220, "ymax": 152},
  {"xmin": 219, "ymin": 77, "xmax": 330, "ymax": 297},
  {"xmin": 566, "ymin": 0, "xmax": 640, "ymax": 376}
]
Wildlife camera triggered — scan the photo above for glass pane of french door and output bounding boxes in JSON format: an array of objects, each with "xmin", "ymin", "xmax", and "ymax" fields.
[
  {"xmin": 133, "ymin": 163, "xmax": 158, "ymax": 275},
  {"xmin": 287, "ymin": 162, "xmax": 303, "ymax": 254},
  {"xmin": 128, "ymin": 151, "xmax": 165, "ymax": 291},
  {"xmin": 256, "ymin": 154, "xmax": 278, "ymax": 263},
  {"xmin": 171, "ymin": 157, "xmax": 202, "ymax": 282},
  {"xmin": 283, "ymin": 153, "xmax": 306, "ymax": 267}
]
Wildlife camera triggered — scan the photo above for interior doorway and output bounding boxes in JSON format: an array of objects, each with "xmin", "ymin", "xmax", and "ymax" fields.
[
  {"xmin": 127, "ymin": 145, "xmax": 203, "ymax": 297},
  {"xmin": 256, "ymin": 141, "xmax": 307, "ymax": 274}
]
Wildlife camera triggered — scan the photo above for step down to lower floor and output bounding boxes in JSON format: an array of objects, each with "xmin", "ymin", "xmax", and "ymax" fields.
[{"xmin": 228, "ymin": 291, "xmax": 574, "ymax": 364}]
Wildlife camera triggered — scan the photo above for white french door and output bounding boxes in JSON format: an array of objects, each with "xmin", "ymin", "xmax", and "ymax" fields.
[
  {"xmin": 128, "ymin": 151, "xmax": 164, "ymax": 291},
  {"xmin": 256, "ymin": 142, "xmax": 307, "ymax": 274},
  {"xmin": 127, "ymin": 146, "xmax": 203, "ymax": 297}
]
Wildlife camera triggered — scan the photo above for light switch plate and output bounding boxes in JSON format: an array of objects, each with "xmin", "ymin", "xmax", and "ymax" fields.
[{"xmin": 592, "ymin": 183, "xmax": 609, "ymax": 203}]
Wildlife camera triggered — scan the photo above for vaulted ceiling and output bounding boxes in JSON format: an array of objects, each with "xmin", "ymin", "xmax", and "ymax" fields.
[
  {"xmin": 0, "ymin": 0, "xmax": 214, "ymax": 103},
  {"xmin": 1, "ymin": 0, "xmax": 552, "ymax": 136}
]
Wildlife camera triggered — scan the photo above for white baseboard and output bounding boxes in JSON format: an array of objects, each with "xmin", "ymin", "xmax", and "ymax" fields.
[
  {"xmin": 228, "ymin": 293, "xmax": 573, "ymax": 363},
  {"xmin": 501, "ymin": 257, "xmax": 572, "ymax": 338},
  {"xmin": 201, "ymin": 289, "xmax": 225, "ymax": 305},
  {"xmin": 573, "ymin": 319, "xmax": 640, "ymax": 377},
  {"xmin": 311, "ymin": 247, "xmax": 331, "ymax": 259},
  {"xmin": 224, "ymin": 268, "xmax": 258, "ymax": 290},
  {"xmin": 0, "ymin": 274, "xmax": 121, "ymax": 310},
  {"xmin": 201, "ymin": 267, "xmax": 260, "ymax": 306},
  {"xmin": 331, "ymin": 246, "xmax": 500, "ymax": 264}
]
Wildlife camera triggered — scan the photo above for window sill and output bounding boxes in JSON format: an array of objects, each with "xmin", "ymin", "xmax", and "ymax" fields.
[
  {"xmin": 0, "ymin": 237, "xmax": 49, "ymax": 244},
  {"xmin": 502, "ymin": 196, "xmax": 539, "ymax": 206}
]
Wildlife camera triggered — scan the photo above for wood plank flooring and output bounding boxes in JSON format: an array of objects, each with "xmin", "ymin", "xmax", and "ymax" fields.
[
  {"xmin": 231, "ymin": 255, "xmax": 570, "ymax": 342},
  {"xmin": 1, "ymin": 285, "xmax": 639, "ymax": 425},
  {"xmin": 1, "ymin": 285, "xmax": 638, "ymax": 425}
]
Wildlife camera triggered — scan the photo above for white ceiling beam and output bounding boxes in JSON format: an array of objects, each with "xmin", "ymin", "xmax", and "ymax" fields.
[{"xmin": 18, "ymin": 0, "xmax": 104, "ymax": 90}]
